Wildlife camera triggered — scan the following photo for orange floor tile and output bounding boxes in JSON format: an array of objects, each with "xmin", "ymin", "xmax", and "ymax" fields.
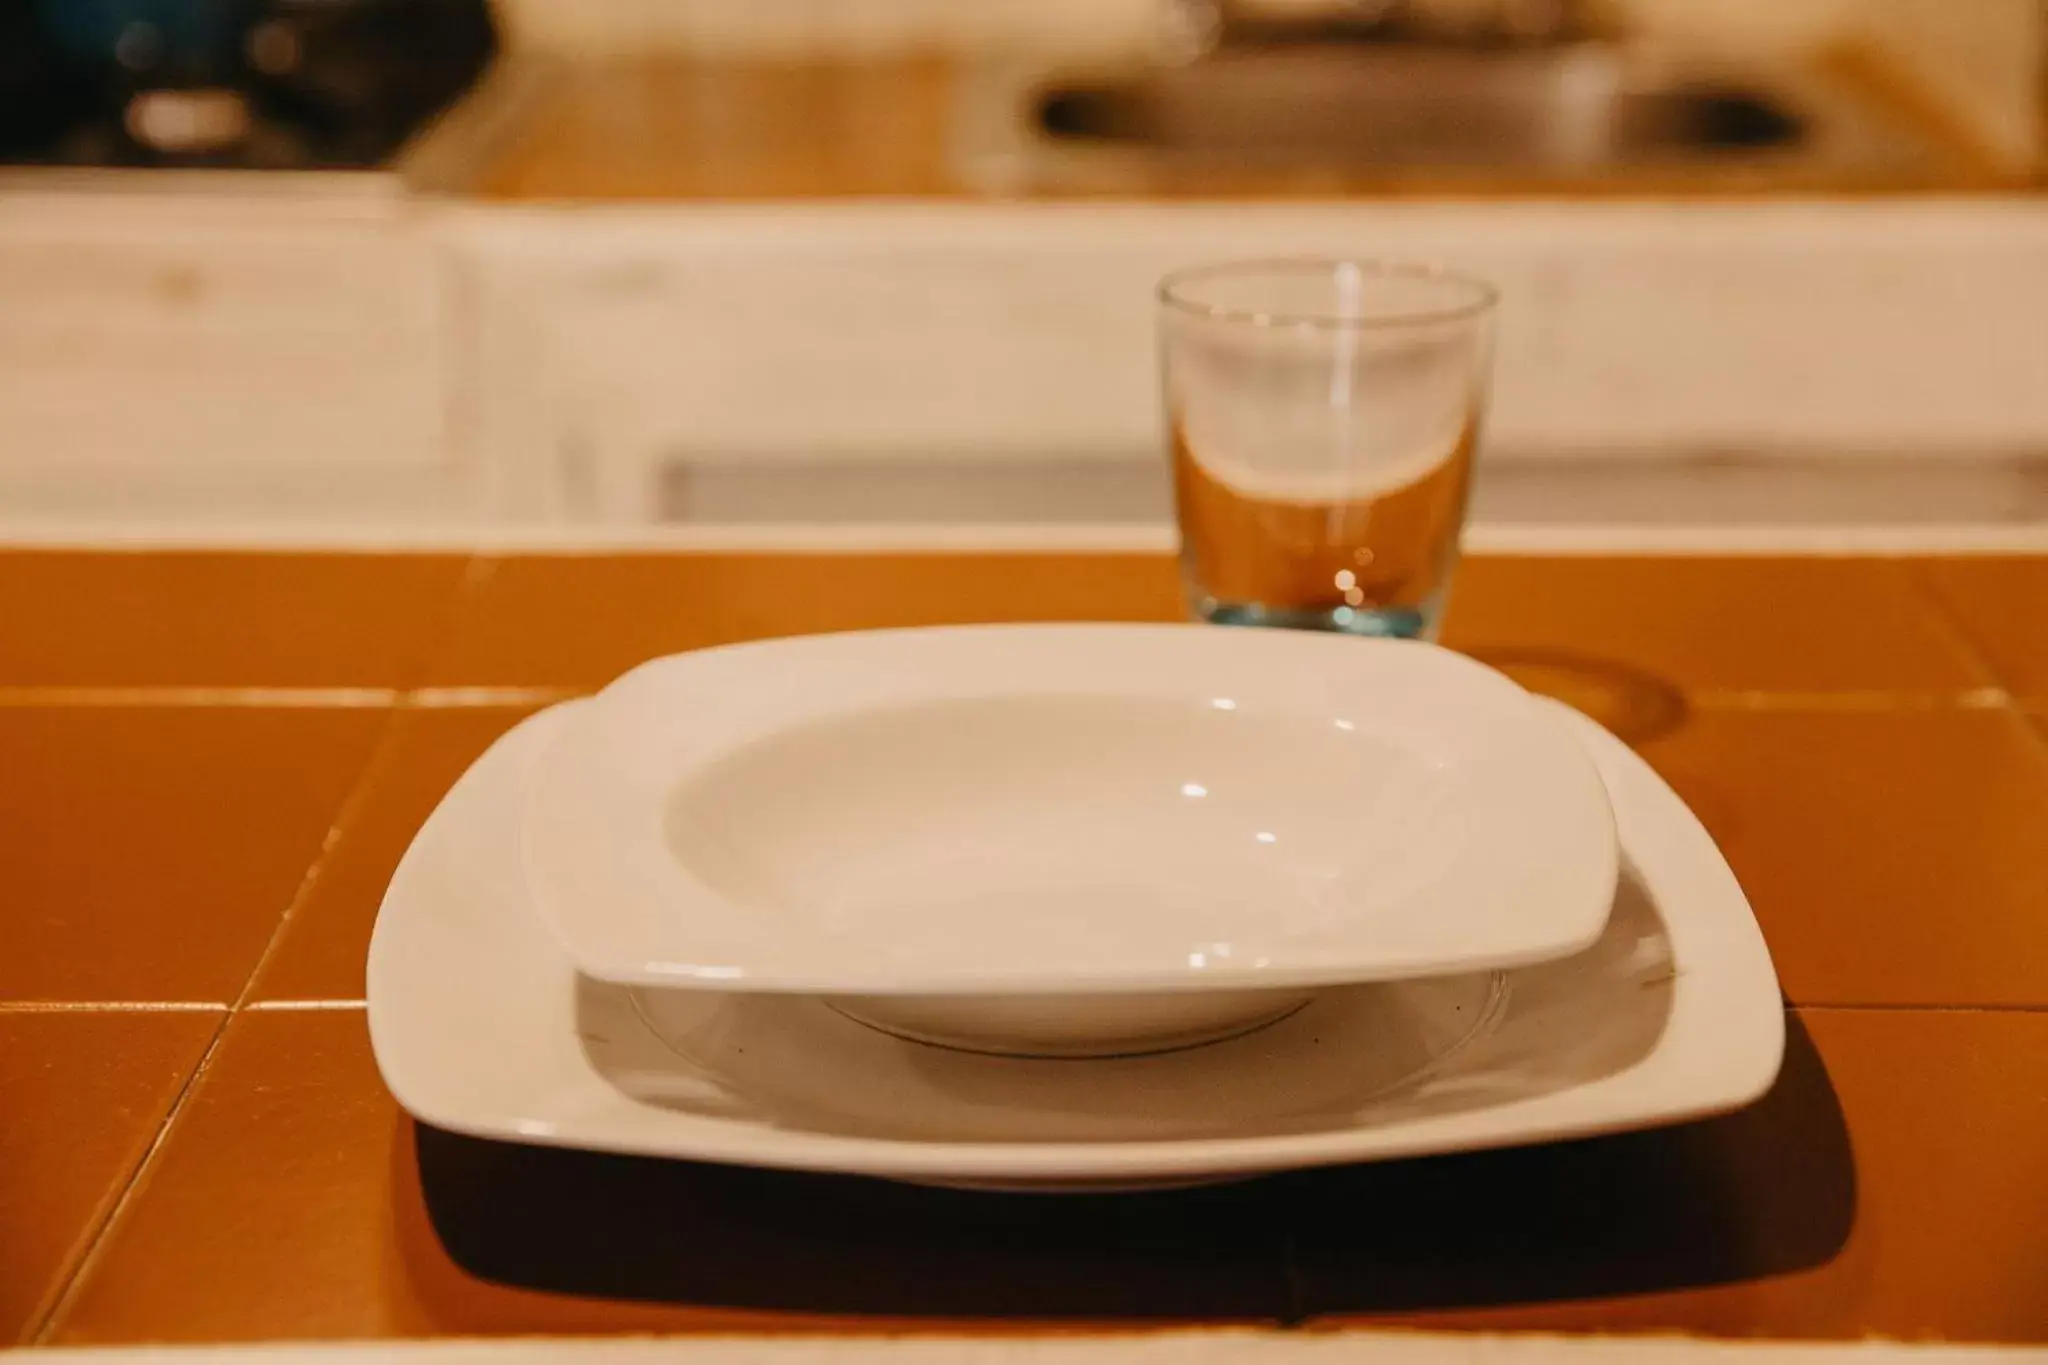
[
  {"xmin": 249, "ymin": 706, "xmax": 545, "ymax": 1003},
  {"xmin": 0, "ymin": 552, "xmax": 467, "ymax": 688},
  {"xmin": 0, "ymin": 706, "xmax": 388, "ymax": 1003},
  {"xmin": 1633, "ymin": 706, "xmax": 2048, "ymax": 1008},
  {"xmin": 0, "ymin": 1009, "xmax": 220, "ymax": 1343}
]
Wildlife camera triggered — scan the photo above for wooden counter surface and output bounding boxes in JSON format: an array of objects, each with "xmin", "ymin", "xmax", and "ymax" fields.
[
  {"xmin": 449, "ymin": 54, "xmax": 2017, "ymax": 202},
  {"xmin": 5, "ymin": 548, "xmax": 2048, "ymax": 1347}
]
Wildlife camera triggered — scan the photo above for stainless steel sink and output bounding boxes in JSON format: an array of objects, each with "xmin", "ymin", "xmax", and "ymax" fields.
[
  {"xmin": 1040, "ymin": 46, "xmax": 1804, "ymax": 167},
  {"xmin": 956, "ymin": 44, "xmax": 1961, "ymax": 188}
]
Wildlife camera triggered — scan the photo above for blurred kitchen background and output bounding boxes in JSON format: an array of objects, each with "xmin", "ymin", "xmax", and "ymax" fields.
[{"xmin": 1, "ymin": 0, "xmax": 2045, "ymax": 546}]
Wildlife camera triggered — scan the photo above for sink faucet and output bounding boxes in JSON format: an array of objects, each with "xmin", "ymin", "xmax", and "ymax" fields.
[{"xmin": 1158, "ymin": 0, "xmax": 1593, "ymax": 59}]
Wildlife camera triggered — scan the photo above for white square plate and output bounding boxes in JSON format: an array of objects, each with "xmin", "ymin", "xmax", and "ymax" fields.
[
  {"xmin": 522, "ymin": 626, "xmax": 1618, "ymax": 1015},
  {"xmin": 368, "ymin": 697, "xmax": 1782, "ymax": 1191}
]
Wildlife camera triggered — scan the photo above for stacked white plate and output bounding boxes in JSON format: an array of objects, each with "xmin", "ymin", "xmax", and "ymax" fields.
[{"xmin": 368, "ymin": 624, "xmax": 1783, "ymax": 1192}]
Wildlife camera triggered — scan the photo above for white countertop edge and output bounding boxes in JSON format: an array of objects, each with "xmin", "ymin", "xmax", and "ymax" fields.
[
  {"xmin": 20, "ymin": 1330, "xmax": 2047, "ymax": 1363},
  {"xmin": 2, "ymin": 520, "xmax": 2047, "ymax": 556},
  {"xmin": 1463, "ymin": 522, "xmax": 2048, "ymax": 554},
  {"xmin": 426, "ymin": 195, "xmax": 2048, "ymax": 255}
]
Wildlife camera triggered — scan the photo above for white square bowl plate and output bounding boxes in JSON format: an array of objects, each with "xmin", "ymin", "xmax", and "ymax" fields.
[
  {"xmin": 520, "ymin": 625, "xmax": 1619, "ymax": 1056},
  {"xmin": 368, "ymin": 698, "xmax": 1783, "ymax": 1191}
]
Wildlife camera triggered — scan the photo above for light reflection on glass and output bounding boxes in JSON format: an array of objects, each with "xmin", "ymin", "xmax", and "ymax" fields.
[{"xmin": 1180, "ymin": 782, "xmax": 1209, "ymax": 798}]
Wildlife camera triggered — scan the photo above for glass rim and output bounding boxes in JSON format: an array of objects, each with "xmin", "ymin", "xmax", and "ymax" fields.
[{"xmin": 1157, "ymin": 257, "xmax": 1499, "ymax": 331}]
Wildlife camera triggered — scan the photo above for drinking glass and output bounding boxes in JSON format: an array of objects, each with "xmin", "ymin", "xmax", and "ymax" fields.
[{"xmin": 1159, "ymin": 258, "xmax": 1498, "ymax": 640}]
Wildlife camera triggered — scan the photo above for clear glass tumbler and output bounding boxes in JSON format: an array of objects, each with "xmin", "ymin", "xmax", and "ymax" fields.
[{"xmin": 1160, "ymin": 258, "xmax": 1498, "ymax": 640}]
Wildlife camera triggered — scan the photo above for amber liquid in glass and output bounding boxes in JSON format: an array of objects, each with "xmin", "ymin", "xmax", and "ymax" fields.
[{"xmin": 1171, "ymin": 421, "xmax": 1475, "ymax": 634}]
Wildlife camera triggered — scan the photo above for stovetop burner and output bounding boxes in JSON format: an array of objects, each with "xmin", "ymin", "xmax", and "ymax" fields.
[
  {"xmin": 0, "ymin": 0, "xmax": 497, "ymax": 171},
  {"xmin": 35, "ymin": 89, "xmax": 354, "ymax": 169}
]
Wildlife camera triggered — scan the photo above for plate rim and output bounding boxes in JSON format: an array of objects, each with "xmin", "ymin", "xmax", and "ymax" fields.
[
  {"xmin": 518, "ymin": 623, "xmax": 1621, "ymax": 995},
  {"xmin": 368, "ymin": 695, "xmax": 1785, "ymax": 1184}
]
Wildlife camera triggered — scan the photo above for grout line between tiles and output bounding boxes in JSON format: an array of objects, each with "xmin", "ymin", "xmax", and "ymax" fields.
[
  {"xmin": 0, "ymin": 1000, "xmax": 228, "ymax": 1013},
  {"xmin": 243, "ymin": 998, "xmax": 368, "ymax": 1011},
  {"xmin": 1789, "ymin": 1001, "xmax": 2048, "ymax": 1015},
  {"xmin": 2009, "ymin": 710, "xmax": 2048, "ymax": 769},
  {"xmin": 1903, "ymin": 564, "xmax": 2048, "ymax": 769},
  {"xmin": 408, "ymin": 693, "xmax": 2030, "ymax": 719},
  {"xmin": 1684, "ymin": 687, "xmax": 2009, "ymax": 712},
  {"xmin": 0, "ymin": 686, "xmax": 400, "ymax": 708},
  {"xmin": 0, "ymin": 683, "xmax": 585, "ymax": 710},
  {"xmin": 406, "ymin": 685, "xmax": 588, "ymax": 708},
  {"xmin": 404, "ymin": 552, "xmax": 501, "ymax": 691},
  {"xmin": 25, "ymin": 1005, "xmax": 231, "ymax": 1345},
  {"xmin": 28, "ymin": 704, "xmax": 406, "ymax": 1343},
  {"xmin": 0, "ymin": 686, "xmax": 1996, "ymax": 713},
  {"xmin": 0, "ymin": 685, "xmax": 1971, "ymax": 715},
  {"xmin": 226, "ymin": 709, "xmax": 411, "ymax": 1012},
  {"xmin": 2020, "ymin": 709, "xmax": 2048, "ymax": 763},
  {"xmin": 1901, "ymin": 562, "xmax": 2026, "ymax": 697}
]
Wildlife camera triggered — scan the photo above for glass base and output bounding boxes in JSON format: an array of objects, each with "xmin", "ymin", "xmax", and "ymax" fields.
[{"xmin": 1195, "ymin": 599, "xmax": 1435, "ymax": 641}]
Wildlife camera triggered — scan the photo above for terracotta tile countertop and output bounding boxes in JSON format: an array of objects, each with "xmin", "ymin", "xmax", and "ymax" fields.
[{"xmin": 6, "ymin": 548, "xmax": 2048, "ymax": 1349}]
